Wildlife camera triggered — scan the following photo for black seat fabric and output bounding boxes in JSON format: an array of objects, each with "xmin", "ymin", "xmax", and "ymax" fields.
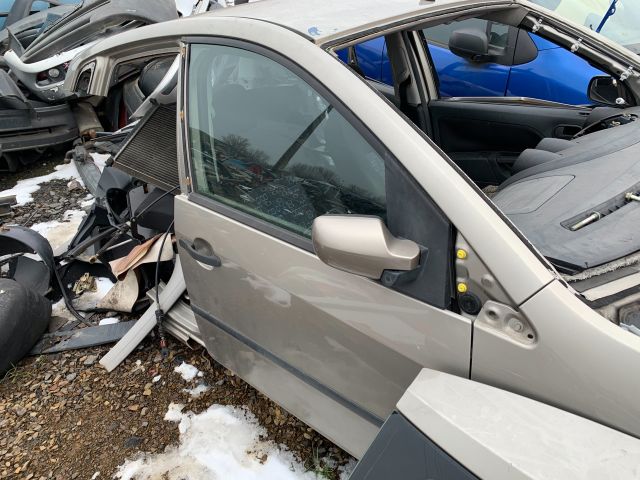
[{"xmin": 504, "ymin": 120, "xmax": 640, "ymax": 186}]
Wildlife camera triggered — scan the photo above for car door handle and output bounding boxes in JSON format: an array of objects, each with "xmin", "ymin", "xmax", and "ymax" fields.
[{"xmin": 178, "ymin": 238, "xmax": 222, "ymax": 267}]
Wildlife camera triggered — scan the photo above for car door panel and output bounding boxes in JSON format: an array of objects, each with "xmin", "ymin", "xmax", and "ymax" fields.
[
  {"xmin": 428, "ymin": 99, "xmax": 590, "ymax": 184},
  {"xmin": 176, "ymin": 195, "xmax": 472, "ymax": 454}
]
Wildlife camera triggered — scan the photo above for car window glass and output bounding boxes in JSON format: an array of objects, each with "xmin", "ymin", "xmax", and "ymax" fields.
[
  {"xmin": 424, "ymin": 19, "xmax": 514, "ymax": 99},
  {"xmin": 424, "ymin": 19, "xmax": 508, "ymax": 49},
  {"xmin": 188, "ymin": 44, "xmax": 387, "ymax": 239}
]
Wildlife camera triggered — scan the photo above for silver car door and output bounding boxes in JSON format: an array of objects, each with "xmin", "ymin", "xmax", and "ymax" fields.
[{"xmin": 176, "ymin": 39, "xmax": 472, "ymax": 457}]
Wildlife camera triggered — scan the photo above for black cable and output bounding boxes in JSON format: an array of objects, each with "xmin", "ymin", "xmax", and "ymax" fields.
[
  {"xmin": 154, "ymin": 219, "xmax": 175, "ymax": 358},
  {"xmin": 53, "ymin": 265, "xmax": 94, "ymax": 327}
]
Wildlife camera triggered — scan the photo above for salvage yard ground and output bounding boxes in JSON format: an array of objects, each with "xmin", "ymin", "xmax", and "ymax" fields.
[{"xmin": 0, "ymin": 159, "xmax": 353, "ymax": 479}]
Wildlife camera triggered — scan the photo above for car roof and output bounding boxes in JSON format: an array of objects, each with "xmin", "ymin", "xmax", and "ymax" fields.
[{"xmin": 208, "ymin": 0, "xmax": 503, "ymax": 46}]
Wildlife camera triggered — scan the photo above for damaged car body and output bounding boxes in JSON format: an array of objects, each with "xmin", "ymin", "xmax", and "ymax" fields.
[
  {"xmin": 0, "ymin": 0, "xmax": 180, "ymax": 171},
  {"xmin": 59, "ymin": 0, "xmax": 640, "ymax": 460}
]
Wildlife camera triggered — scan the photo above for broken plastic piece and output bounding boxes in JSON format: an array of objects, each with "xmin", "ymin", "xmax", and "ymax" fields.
[
  {"xmin": 100, "ymin": 255, "xmax": 186, "ymax": 372},
  {"xmin": 0, "ymin": 278, "xmax": 51, "ymax": 373},
  {"xmin": 0, "ymin": 225, "xmax": 54, "ymax": 294}
]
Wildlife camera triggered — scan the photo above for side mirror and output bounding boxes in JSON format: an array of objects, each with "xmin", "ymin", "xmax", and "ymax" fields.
[
  {"xmin": 448, "ymin": 29, "xmax": 491, "ymax": 63},
  {"xmin": 588, "ymin": 75, "xmax": 629, "ymax": 106},
  {"xmin": 312, "ymin": 215, "xmax": 420, "ymax": 280}
]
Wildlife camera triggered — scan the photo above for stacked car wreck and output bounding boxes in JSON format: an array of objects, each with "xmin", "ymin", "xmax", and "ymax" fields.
[{"xmin": 4, "ymin": 0, "xmax": 640, "ymax": 477}]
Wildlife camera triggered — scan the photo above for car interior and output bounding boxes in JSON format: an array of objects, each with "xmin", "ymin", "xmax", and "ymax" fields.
[
  {"xmin": 333, "ymin": 7, "xmax": 640, "ymax": 275},
  {"xmin": 339, "ymin": 13, "xmax": 638, "ymax": 190}
]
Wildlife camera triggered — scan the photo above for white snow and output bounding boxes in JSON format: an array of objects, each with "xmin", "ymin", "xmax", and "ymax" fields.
[
  {"xmin": 0, "ymin": 161, "xmax": 83, "ymax": 206},
  {"xmin": 90, "ymin": 153, "xmax": 110, "ymax": 172},
  {"xmin": 30, "ymin": 209, "xmax": 86, "ymax": 256},
  {"xmin": 73, "ymin": 277, "xmax": 115, "ymax": 310},
  {"xmin": 174, "ymin": 362, "xmax": 203, "ymax": 382},
  {"xmin": 50, "ymin": 298, "xmax": 77, "ymax": 323},
  {"xmin": 98, "ymin": 317, "xmax": 120, "ymax": 326},
  {"xmin": 81, "ymin": 193, "xmax": 95, "ymax": 209},
  {"xmin": 183, "ymin": 384, "xmax": 210, "ymax": 398},
  {"xmin": 164, "ymin": 402, "xmax": 185, "ymax": 422},
  {"xmin": 116, "ymin": 404, "xmax": 320, "ymax": 480}
]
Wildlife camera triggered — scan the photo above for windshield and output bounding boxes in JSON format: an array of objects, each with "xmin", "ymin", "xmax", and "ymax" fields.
[{"xmin": 530, "ymin": 0, "xmax": 640, "ymax": 54}]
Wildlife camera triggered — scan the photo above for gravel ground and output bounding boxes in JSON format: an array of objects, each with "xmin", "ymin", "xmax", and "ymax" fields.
[
  {"xmin": 0, "ymin": 161, "xmax": 353, "ymax": 479},
  {"xmin": 0, "ymin": 338, "xmax": 352, "ymax": 480}
]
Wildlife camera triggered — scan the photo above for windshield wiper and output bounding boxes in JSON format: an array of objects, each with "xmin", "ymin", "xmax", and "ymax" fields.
[{"xmin": 596, "ymin": 0, "xmax": 618, "ymax": 33}]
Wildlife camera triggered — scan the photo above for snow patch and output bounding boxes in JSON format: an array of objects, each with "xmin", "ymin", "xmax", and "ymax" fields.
[
  {"xmin": 81, "ymin": 193, "xmax": 95, "ymax": 209},
  {"xmin": 98, "ymin": 317, "xmax": 120, "ymax": 326},
  {"xmin": 182, "ymin": 384, "xmax": 210, "ymax": 398},
  {"xmin": 164, "ymin": 402, "xmax": 185, "ymax": 423},
  {"xmin": 174, "ymin": 362, "xmax": 203, "ymax": 382},
  {"xmin": 30, "ymin": 209, "xmax": 86, "ymax": 256},
  {"xmin": 0, "ymin": 162, "xmax": 83, "ymax": 206},
  {"xmin": 51, "ymin": 298, "xmax": 77, "ymax": 323},
  {"xmin": 90, "ymin": 153, "xmax": 110, "ymax": 172},
  {"xmin": 116, "ymin": 404, "xmax": 318, "ymax": 480}
]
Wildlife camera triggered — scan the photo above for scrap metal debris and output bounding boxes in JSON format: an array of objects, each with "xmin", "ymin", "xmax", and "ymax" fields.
[{"xmin": 73, "ymin": 272, "xmax": 97, "ymax": 296}]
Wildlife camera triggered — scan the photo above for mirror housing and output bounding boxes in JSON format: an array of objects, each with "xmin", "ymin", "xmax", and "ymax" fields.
[
  {"xmin": 588, "ymin": 75, "xmax": 629, "ymax": 106},
  {"xmin": 449, "ymin": 29, "xmax": 491, "ymax": 62},
  {"xmin": 312, "ymin": 215, "xmax": 421, "ymax": 280}
]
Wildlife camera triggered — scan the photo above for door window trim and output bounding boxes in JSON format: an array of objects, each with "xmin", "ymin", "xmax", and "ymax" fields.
[{"xmin": 181, "ymin": 36, "xmax": 400, "ymax": 253}]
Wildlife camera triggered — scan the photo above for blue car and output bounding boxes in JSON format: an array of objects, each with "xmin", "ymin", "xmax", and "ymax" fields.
[{"xmin": 337, "ymin": 18, "xmax": 605, "ymax": 105}]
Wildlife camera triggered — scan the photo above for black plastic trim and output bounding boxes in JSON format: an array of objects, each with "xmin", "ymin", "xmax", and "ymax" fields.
[
  {"xmin": 192, "ymin": 304, "xmax": 385, "ymax": 428},
  {"xmin": 350, "ymin": 411, "xmax": 479, "ymax": 479}
]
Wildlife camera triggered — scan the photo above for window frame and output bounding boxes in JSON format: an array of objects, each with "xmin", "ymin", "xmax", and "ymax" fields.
[{"xmin": 182, "ymin": 36, "xmax": 399, "ymax": 253}]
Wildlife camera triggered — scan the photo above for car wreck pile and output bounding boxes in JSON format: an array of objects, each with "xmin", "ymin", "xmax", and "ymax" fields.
[
  {"xmin": 0, "ymin": 0, "xmax": 218, "ymax": 373},
  {"xmin": 5, "ymin": 0, "xmax": 640, "ymax": 475}
]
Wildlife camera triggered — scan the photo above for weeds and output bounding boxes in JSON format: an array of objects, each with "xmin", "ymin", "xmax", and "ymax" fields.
[{"xmin": 304, "ymin": 444, "xmax": 338, "ymax": 479}]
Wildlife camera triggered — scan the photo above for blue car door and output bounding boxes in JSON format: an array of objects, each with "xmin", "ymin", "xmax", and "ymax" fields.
[{"xmin": 507, "ymin": 33, "xmax": 606, "ymax": 104}]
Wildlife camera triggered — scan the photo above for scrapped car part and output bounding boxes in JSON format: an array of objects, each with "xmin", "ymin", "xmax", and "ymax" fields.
[
  {"xmin": 0, "ymin": 194, "xmax": 15, "ymax": 217},
  {"xmin": 0, "ymin": 224, "xmax": 55, "ymax": 294},
  {"xmin": 100, "ymin": 255, "xmax": 185, "ymax": 372},
  {"xmin": 351, "ymin": 368, "xmax": 640, "ymax": 479},
  {"xmin": 112, "ymin": 104, "xmax": 179, "ymax": 191},
  {"xmin": 0, "ymin": 278, "xmax": 51, "ymax": 374},
  {"xmin": 3, "ymin": 0, "xmax": 179, "ymax": 103},
  {"xmin": 129, "ymin": 55, "xmax": 178, "ymax": 120},
  {"xmin": 0, "ymin": 5, "xmax": 76, "ymax": 53},
  {"xmin": 147, "ymin": 286, "xmax": 203, "ymax": 349},
  {"xmin": 22, "ymin": 0, "xmax": 178, "ymax": 64},
  {"xmin": 73, "ymin": 101, "xmax": 102, "ymax": 137},
  {"xmin": 30, "ymin": 320, "xmax": 136, "ymax": 354},
  {"xmin": 0, "ymin": 70, "xmax": 78, "ymax": 171},
  {"xmin": 97, "ymin": 269, "xmax": 139, "ymax": 312}
]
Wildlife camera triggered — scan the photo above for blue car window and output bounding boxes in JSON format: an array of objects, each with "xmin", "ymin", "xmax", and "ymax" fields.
[
  {"xmin": 334, "ymin": 15, "xmax": 608, "ymax": 106},
  {"xmin": 424, "ymin": 19, "xmax": 514, "ymax": 98}
]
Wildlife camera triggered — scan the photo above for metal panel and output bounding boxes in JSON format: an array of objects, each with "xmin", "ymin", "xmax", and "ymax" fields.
[{"xmin": 113, "ymin": 104, "xmax": 180, "ymax": 191}]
